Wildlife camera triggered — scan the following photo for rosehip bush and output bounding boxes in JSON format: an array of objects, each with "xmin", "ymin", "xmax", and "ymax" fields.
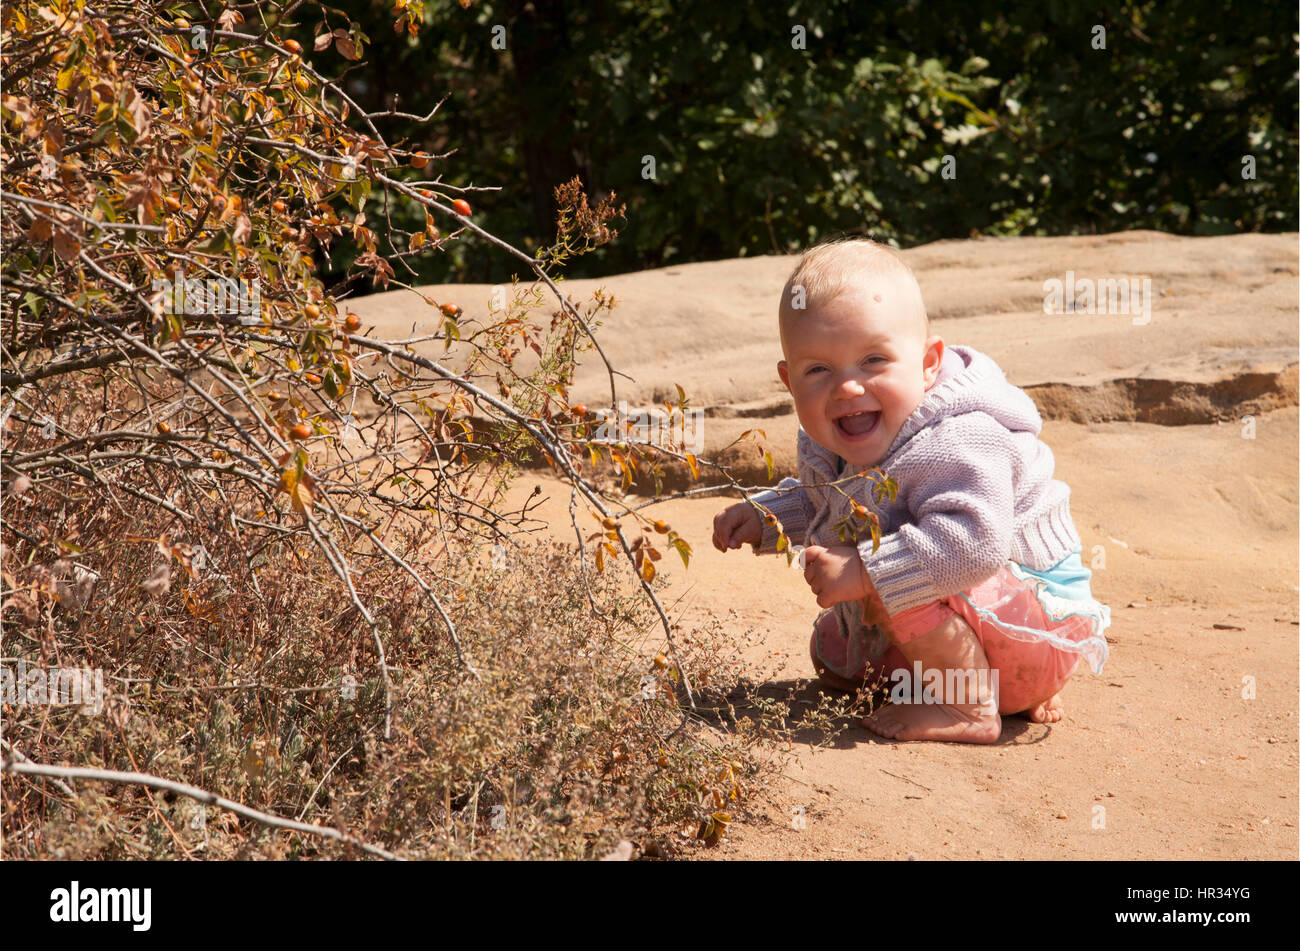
[{"xmin": 3, "ymin": 0, "xmax": 844, "ymax": 859}]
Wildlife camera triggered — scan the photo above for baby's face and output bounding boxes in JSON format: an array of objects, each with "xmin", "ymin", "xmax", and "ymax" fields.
[{"xmin": 778, "ymin": 273, "xmax": 943, "ymax": 469}]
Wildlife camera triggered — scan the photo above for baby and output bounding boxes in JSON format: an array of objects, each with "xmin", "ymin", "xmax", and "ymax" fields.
[{"xmin": 712, "ymin": 238, "xmax": 1111, "ymax": 744}]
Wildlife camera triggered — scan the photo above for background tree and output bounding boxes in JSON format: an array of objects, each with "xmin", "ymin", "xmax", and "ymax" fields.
[{"xmin": 327, "ymin": 0, "xmax": 1296, "ymax": 284}]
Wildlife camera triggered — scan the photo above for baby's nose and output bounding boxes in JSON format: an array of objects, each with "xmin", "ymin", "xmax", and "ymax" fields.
[{"xmin": 833, "ymin": 373, "xmax": 867, "ymax": 398}]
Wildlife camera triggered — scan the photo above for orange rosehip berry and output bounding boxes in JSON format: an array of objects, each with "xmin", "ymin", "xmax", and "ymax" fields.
[
  {"xmin": 344, "ymin": 313, "xmax": 362, "ymax": 332},
  {"xmin": 272, "ymin": 200, "xmax": 288, "ymax": 215},
  {"xmin": 290, "ymin": 423, "xmax": 312, "ymax": 440},
  {"xmin": 653, "ymin": 520, "xmax": 669, "ymax": 534},
  {"xmin": 411, "ymin": 151, "xmax": 430, "ymax": 169},
  {"xmin": 283, "ymin": 39, "xmax": 302, "ymax": 55},
  {"xmin": 439, "ymin": 302, "xmax": 460, "ymax": 318},
  {"xmin": 303, "ymin": 304, "xmax": 321, "ymax": 320},
  {"xmin": 156, "ymin": 421, "xmax": 171, "ymax": 434},
  {"xmin": 452, "ymin": 198, "xmax": 472, "ymax": 216}
]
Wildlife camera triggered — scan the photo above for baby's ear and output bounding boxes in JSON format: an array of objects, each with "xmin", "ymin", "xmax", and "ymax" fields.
[
  {"xmin": 922, "ymin": 337, "xmax": 944, "ymax": 388},
  {"xmin": 777, "ymin": 360, "xmax": 791, "ymax": 391}
]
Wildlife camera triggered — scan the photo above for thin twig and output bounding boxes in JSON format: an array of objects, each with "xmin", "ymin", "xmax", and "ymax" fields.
[{"xmin": 1, "ymin": 758, "xmax": 401, "ymax": 860}]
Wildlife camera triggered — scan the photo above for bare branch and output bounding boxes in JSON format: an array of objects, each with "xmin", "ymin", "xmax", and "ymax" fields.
[{"xmin": 1, "ymin": 758, "xmax": 401, "ymax": 860}]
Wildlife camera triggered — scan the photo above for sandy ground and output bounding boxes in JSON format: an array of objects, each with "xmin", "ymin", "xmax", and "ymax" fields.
[{"xmin": 350, "ymin": 231, "xmax": 1299, "ymax": 859}]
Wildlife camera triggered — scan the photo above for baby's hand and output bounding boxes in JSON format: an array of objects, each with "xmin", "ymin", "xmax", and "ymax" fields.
[
  {"xmin": 802, "ymin": 545, "xmax": 870, "ymax": 608},
  {"xmin": 712, "ymin": 501, "xmax": 763, "ymax": 552}
]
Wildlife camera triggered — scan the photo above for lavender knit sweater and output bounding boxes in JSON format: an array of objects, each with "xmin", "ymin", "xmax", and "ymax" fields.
[{"xmin": 751, "ymin": 345, "xmax": 1083, "ymax": 620}]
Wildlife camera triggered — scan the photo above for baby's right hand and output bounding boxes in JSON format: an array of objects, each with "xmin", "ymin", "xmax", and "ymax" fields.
[{"xmin": 712, "ymin": 501, "xmax": 763, "ymax": 553}]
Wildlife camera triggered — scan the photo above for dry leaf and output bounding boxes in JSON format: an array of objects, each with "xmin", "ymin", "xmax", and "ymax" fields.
[
  {"xmin": 599, "ymin": 840, "xmax": 635, "ymax": 861},
  {"xmin": 141, "ymin": 563, "xmax": 171, "ymax": 597},
  {"xmin": 334, "ymin": 32, "xmax": 358, "ymax": 60},
  {"xmin": 232, "ymin": 213, "xmax": 252, "ymax": 245},
  {"xmin": 52, "ymin": 225, "xmax": 81, "ymax": 261},
  {"xmin": 290, "ymin": 477, "xmax": 313, "ymax": 515}
]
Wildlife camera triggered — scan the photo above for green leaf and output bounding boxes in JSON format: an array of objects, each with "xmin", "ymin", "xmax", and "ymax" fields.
[
  {"xmin": 195, "ymin": 230, "xmax": 231, "ymax": 254},
  {"xmin": 347, "ymin": 177, "xmax": 371, "ymax": 210},
  {"xmin": 322, "ymin": 371, "xmax": 342, "ymax": 400}
]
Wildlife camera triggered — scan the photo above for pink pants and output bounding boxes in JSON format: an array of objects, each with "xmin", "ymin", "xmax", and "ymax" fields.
[{"xmin": 812, "ymin": 565, "xmax": 1082, "ymax": 715}]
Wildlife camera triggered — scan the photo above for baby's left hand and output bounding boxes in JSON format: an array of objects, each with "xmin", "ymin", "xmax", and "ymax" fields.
[{"xmin": 802, "ymin": 545, "xmax": 870, "ymax": 609}]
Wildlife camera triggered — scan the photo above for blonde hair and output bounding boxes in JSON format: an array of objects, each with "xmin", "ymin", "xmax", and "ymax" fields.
[{"xmin": 780, "ymin": 236, "xmax": 929, "ymax": 337}]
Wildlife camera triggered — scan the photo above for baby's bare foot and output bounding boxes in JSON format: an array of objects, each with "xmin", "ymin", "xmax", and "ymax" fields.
[
  {"xmin": 863, "ymin": 699, "xmax": 1001, "ymax": 744},
  {"xmin": 1025, "ymin": 692, "xmax": 1064, "ymax": 723}
]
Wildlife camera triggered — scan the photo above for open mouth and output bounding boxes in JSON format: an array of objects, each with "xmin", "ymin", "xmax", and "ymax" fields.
[{"xmin": 834, "ymin": 410, "xmax": 880, "ymax": 439}]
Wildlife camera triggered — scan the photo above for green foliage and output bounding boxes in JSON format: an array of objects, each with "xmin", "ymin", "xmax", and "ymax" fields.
[{"xmin": 322, "ymin": 0, "xmax": 1295, "ymax": 286}]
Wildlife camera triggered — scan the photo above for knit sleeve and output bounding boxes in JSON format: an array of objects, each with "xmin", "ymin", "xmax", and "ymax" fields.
[
  {"xmin": 856, "ymin": 413, "xmax": 1016, "ymax": 615},
  {"xmin": 748, "ymin": 478, "xmax": 816, "ymax": 555}
]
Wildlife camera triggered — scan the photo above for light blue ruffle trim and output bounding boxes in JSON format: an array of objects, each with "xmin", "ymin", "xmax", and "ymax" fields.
[{"xmin": 954, "ymin": 551, "xmax": 1112, "ymax": 675}]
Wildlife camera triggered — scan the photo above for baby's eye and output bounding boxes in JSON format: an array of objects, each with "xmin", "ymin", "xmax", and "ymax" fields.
[{"xmin": 805, "ymin": 365, "xmax": 827, "ymax": 375}]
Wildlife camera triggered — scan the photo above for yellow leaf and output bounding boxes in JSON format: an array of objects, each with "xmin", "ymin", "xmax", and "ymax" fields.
[
  {"xmin": 290, "ymin": 478, "xmax": 313, "ymax": 515},
  {"xmin": 685, "ymin": 453, "xmax": 699, "ymax": 481},
  {"xmin": 641, "ymin": 558, "xmax": 655, "ymax": 583},
  {"xmin": 242, "ymin": 746, "xmax": 265, "ymax": 780}
]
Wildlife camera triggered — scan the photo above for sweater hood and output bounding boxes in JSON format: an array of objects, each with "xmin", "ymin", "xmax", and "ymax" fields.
[
  {"xmin": 887, "ymin": 345, "xmax": 1042, "ymax": 453},
  {"xmin": 795, "ymin": 345, "xmax": 1043, "ymax": 481}
]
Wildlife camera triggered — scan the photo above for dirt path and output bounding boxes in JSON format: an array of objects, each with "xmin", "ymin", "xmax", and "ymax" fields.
[
  {"xmin": 355, "ymin": 231, "xmax": 1299, "ymax": 859},
  {"xmin": 502, "ymin": 407, "xmax": 1297, "ymax": 860}
]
